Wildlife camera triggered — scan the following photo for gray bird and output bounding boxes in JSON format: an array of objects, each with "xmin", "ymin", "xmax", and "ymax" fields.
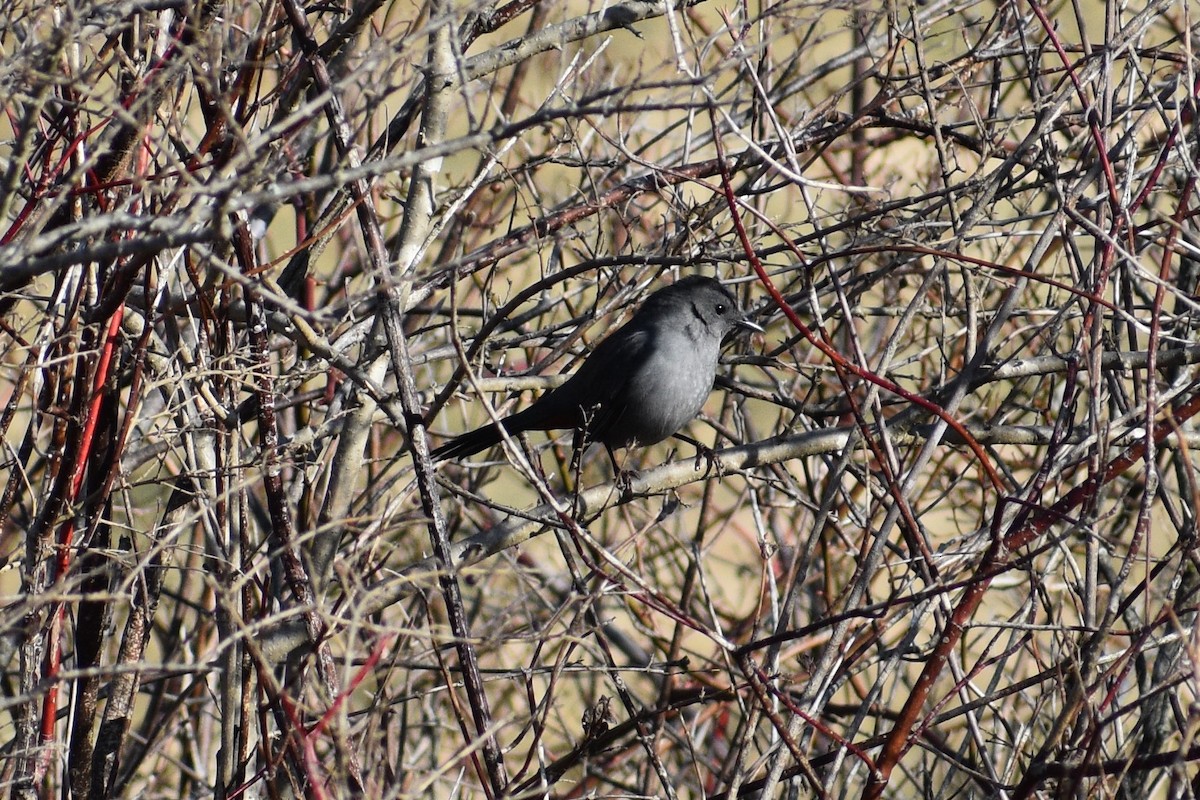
[{"xmin": 432, "ymin": 275, "xmax": 761, "ymax": 462}]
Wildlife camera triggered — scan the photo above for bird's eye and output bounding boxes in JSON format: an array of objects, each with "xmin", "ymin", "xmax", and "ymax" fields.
[{"xmin": 715, "ymin": 303, "xmax": 727, "ymax": 314}]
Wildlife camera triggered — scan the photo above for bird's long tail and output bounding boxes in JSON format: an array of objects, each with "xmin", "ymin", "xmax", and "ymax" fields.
[
  {"xmin": 431, "ymin": 401, "xmax": 579, "ymax": 462},
  {"xmin": 430, "ymin": 420, "xmax": 508, "ymax": 461}
]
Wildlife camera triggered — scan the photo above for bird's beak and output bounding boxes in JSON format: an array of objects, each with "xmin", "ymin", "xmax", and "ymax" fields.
[{"xmin": 735, "ymin": 317, "xmax": 764, "ymax": 334}]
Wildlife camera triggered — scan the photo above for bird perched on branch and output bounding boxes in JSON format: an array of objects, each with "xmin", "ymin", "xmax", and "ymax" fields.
[{"xmin": 432, "ymin": 275, "xmax": 761, "ymax": 464}]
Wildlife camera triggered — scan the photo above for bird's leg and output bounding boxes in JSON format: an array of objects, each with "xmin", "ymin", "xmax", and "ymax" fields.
[
  {"xmin": 603, "ymin": 444, "xmax": 647, "ymax": 498},
  {"xmin": 673, "ymin": 432, "xmax": 723, "ymax": 477},
  {"xmin": 574, "ymin": 403, "xmax": 637, "ymax": 496},
  {"xmin": 604, "ymin": 444, "xmax": 637, "ymax": 495}
]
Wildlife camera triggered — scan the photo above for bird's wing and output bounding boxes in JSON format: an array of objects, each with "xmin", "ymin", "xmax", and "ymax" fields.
[
  {"xmin": 550, "ymin": 324, "xmax": 655, "ymax": 442},
  {"xmin": 433, "ymin": 325, "xmax": 655, "ymax": 460}
]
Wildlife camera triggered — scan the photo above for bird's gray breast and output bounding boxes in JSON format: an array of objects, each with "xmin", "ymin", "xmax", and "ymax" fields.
[{"xmin": 609, "ymin": 323, "xmax": 720, "ymax": 446}]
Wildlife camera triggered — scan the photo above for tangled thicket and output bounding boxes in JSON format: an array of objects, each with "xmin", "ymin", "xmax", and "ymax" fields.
[{"xmin": 1, "ymin": 0, "xmax": 1199, "ymax": 798}]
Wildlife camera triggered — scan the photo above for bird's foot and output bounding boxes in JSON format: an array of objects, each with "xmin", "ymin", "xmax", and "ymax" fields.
[
  {"xmin": 614, "ymin": 467, "xmax": 642, "ymax": 496},
  {"xmin": 693, "ymin": 444, "xmax": 724, "ymax": 477}
]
